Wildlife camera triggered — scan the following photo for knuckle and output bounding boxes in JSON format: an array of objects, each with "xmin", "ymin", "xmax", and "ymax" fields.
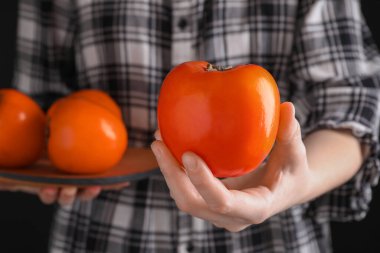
[
  {"xmin": 209, "ymin": 199, "xmax": 233, "ymax": 214},
  {"xmin": 175, "ymin": 199, "xmax": 191, "ymax": 212},
  {"xmin": 175, "ymin": 194, "xmax": 199, "ymax": 213},
  {"xmin": 169, "ymin": 192, "xmax": 187, "ymax": 211}
]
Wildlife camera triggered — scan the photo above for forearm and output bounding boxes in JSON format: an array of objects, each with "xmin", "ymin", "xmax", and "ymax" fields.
[
  {"xmin": 301, "ymin": 129, "xmax": 364, "ymax": 203},
  {"xmin": 268, "ymin": 128, "xmax": 365, "ymax": 218}
]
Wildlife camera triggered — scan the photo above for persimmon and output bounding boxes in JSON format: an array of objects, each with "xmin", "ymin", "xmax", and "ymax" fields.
[
  {"xmin": 46, "ymin": 97, "xmax": 66, "ymax": 119},
  {"xmin": 47, "ymin": 93, "xmax": 127, "ymax": 174},
  {"xmin": 0, "ymin": 89, "xmax": 46, "ymax": 167},
  {"xmin": 70, "ymin": 89, "xmax": 123, "ymax": 119},
  {"xmin": 47, "ymin": 89, "xmax": 122, "ymax": 119},
  {"xmin": 157, "ymin": 61, "xmax": 280, "ymax": 178}
]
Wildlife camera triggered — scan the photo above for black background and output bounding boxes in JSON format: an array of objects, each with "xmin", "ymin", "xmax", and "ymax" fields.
[{"xmin": 0, "ymin": 1, "xmax": 379, "ymax": 252}]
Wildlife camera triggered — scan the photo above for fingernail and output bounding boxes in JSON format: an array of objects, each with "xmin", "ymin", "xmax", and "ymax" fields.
[{"xmin": 182, "ymin": 153, "xmax": 196, "ymax": 171}]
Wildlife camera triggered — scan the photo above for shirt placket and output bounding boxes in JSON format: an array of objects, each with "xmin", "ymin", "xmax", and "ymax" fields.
[{"xmin": 171, "ymin": 0, "xmax": 197, "ymax": 66}]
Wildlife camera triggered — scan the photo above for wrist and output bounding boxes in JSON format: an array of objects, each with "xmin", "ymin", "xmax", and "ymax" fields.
[{"xmin": 266, "ymin": 164, "xmax": 315, "ymax": 218}]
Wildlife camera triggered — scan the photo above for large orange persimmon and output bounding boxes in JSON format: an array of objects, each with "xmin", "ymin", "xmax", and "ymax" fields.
[
  {"xmin": 0, "ymin": 89, "xmax": 46, "ymax": 167},
  {"xmin": 47, "ymin": 92, "xmax": 127, "ymax": 174},
  {"xmin": 157, "ymin": 61, "xmax": 280, "ymax": 178}
]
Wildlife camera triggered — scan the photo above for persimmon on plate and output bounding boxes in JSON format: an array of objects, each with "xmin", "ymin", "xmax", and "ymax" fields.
[
  {"xmin": 0, "ymin": 148, "xmax": 159, "ymax": 187},
  {"xmin": 0, "ymin": 89, "xmax": 46, "ymax": 167},
  {"xmin": 0, "ymin": 89, "xmax": 158, "ymax": 187},
  {"xmin": 47, "ymin": 89, "xmax": 128, "ymax": 174}
]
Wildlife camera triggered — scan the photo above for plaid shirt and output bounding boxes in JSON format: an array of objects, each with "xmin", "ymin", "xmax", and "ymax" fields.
[{"xmin": 14, "ymin": 0, "xmax": 380, "ymax": 252}]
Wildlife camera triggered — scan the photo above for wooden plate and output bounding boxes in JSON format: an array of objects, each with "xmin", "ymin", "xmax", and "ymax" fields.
[{"xmin": 0, "ymin": 148, "xmax": 160, "ymax": 188}]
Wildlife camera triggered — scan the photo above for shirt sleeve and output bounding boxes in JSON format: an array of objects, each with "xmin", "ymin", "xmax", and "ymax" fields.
[
  {"xmin": 12, "ymin": 0, "xmax": 77, "ymax": 110},
  {"xmin": 288, "ymin": 0, "xmax": 380, "ymax": 222}
]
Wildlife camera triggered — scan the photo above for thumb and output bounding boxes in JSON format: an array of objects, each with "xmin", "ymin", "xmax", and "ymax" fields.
[
  {"xmin": 276, "ymin": 102, "xmax": 300, "ymax": 144},
  {"xmin": 270, "ymin": 102, "xmax": 305, "ymax": 166}
]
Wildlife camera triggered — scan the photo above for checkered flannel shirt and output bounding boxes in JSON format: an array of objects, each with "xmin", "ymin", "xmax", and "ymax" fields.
[{"xmin": 14, "ymin": 0, "xmax": 380, "ymax": 252}]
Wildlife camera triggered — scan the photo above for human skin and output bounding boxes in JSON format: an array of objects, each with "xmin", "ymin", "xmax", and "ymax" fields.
[{"xmin": 151, "ymin": 102, "xmax": 365, "ymax": 232}]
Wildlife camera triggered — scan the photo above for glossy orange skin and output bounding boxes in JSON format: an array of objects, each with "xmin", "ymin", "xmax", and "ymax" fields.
[
  {"xmin": 157, "ymin": 61, "xmax": 280, "ymax": 177},
  {"xmin": 48, "ymin": 97, "xmax": 128, "ymax": 174},
  {"xmin": 48, "ymin": 89, "xmax": 122, "ymax": 119},
  {"xmin": 0, "ymin": 89, "xmax": 46, "ymax": 167},
  {"xmin": 70, "ymin": 89, "xmax": 123, "ymax": 119}
]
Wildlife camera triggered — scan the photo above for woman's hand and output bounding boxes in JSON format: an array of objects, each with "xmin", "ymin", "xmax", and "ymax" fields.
[
  {"xmin": 0, "ymin": 183, "xmax": 129, "ymax": 206},
  {"xmin": 151, "ymin": 102, "xmax": 308, "ymax": 231},
  {"xmin": 39, "ymin": 186, "xmax": 102, "ymax": 206},
  {"xmin": 151, "ymin": 102, "xmax": 363, "ymax": 232}
]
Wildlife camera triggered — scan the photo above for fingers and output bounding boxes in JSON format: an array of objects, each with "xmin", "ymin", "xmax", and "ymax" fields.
[
  {"xmin": 276, "ymin": 102, "xmax": 300, "ymax": 145},
  {"xmin": 39, "ymin": 187, "xmax": 59, "ymax": 204},
  {"xmin": 151, "ymin": 140, "xmax": 229, "ymax": 221},
  {"xmin": 184, "ymin": 152, "xmax": 271, "ymax": 222},
  {"xmin": 183, "ymin": 152, "xmax": 270, "ymax": 223},
  {"xmin": 270, "ymin": 102, "xmax": 306, "ymax": 168},
  {"xmin": 78, "ymin": 186, "xmax": 102, "ymax": 202},
  {"xmin": 154, "ymin": 129, "xmax": 162, "ymax": 141},
  {"xmin": 151, "ymin": 140, "xmax": 200, "ymax": 201},
  {"xmin": 39, "ymin": 187, "xmax": 78, "ymax": 206},
  {"xmin": 151, "ymin": 140, "xmax": 270, "ymax": 227},
  {"xmin": 39, "ymin": 186, "xmax": 99, "ymax": 206},
  {"xmin": 182, "ymin": 152, "xmax": 234, "ymax": 214},
  {"xmin": 0, "ymin": 180, "xmax": 130, "ymax": 207},
  {"xmin": 58, "ymin": 187, "xmax": 78, "ymax": 206}
]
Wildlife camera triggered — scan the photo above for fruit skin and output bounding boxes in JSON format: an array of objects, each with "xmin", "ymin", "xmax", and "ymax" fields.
[
  {"xmin": 70, "ymin": 89, "xmax": 123, "ymax": 119},
  {"xmin": 48, "ymin": 96, "xmax": 127, "ymax": 174},
  {"xmin": 157, "ymin": 61, "xmax": 280, "ymax": 178},
  {"xmin": 0, "ymin": 89, "xmax": 46, "ymax": 167},
  {"xmin": 48, "ymin": 89, "xmax": 123, "ymax": 119}
]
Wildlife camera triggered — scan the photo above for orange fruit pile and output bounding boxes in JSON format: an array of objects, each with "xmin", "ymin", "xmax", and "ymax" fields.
[{"xmin": 0, "ymin": 88, "xmax": 128, "ymax": 174}]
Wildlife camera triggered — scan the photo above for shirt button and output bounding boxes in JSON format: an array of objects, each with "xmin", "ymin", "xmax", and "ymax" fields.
[{"xmin": 177, "ymin": 17, "xmax": 188, "ymax": 30}]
